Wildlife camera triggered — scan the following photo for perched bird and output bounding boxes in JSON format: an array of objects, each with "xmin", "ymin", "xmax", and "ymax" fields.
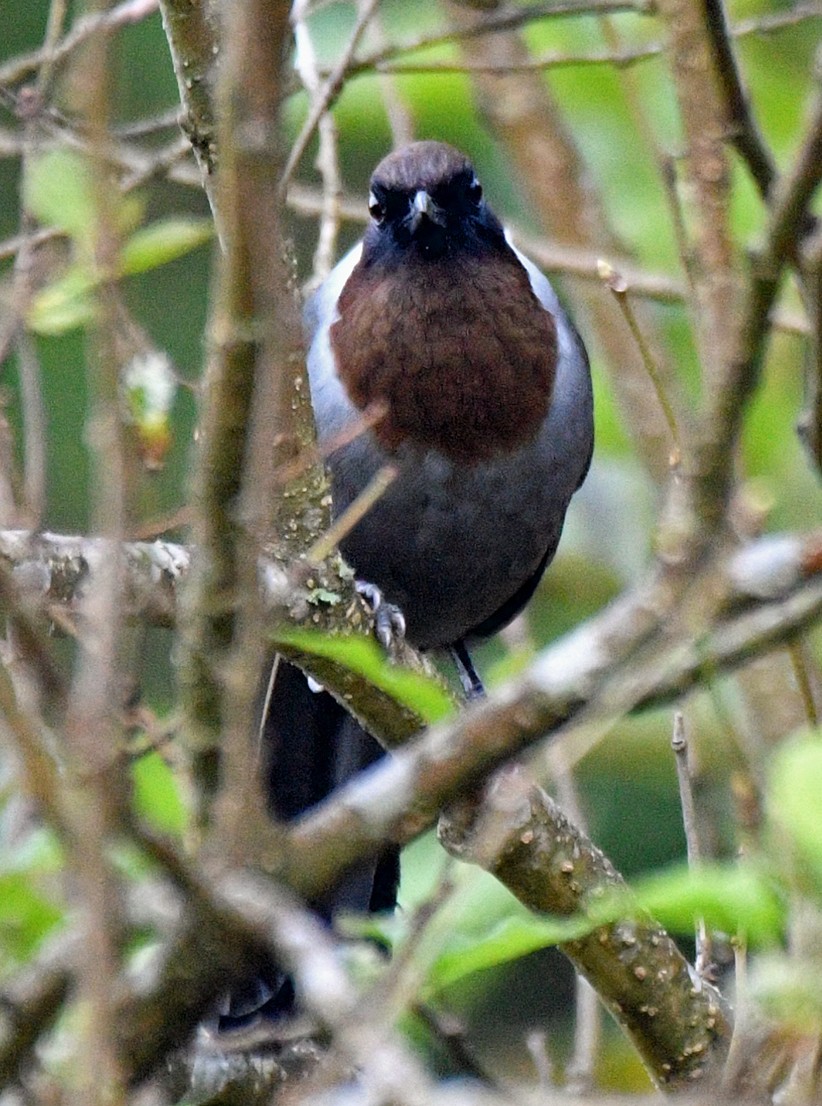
[{"xmin": 218, "ymin": 140, "xmax": 594, "ymax": 1029}]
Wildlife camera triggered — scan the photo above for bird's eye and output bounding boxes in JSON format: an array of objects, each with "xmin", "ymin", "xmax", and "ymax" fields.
[
  {"xmin": 467, "ymin": 177, "xmax": 483, "ymax": 204},
  {"xmin": 368, "ymin": 191, "xmax": 385, "ymax": 223}
]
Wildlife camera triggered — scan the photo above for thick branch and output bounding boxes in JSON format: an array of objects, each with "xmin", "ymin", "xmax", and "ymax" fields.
[
  {"xmin": 439, "ymin": 773, "xmax": 731, "ymax": 1089},
  {"xmin": 157, "ymin": 0, "xmax": 220, "ymax": 217},
  {"xmin": 175, "ymin": 0, "xmax": 311, "ymax": 835}
]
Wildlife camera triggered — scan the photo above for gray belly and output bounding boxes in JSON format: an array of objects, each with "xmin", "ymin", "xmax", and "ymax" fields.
[{"xmin": 330, "ymin": 435, "xmax": 574, "ymax": 649}]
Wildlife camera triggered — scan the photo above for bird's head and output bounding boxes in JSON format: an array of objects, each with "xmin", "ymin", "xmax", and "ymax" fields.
[
  {"xmin": 329, "ymin": 140, "xmax": 558, "ymax": 463},
  {"xmin": 363, "ymin": 141, "xmax": 503, "ymax": 261}
]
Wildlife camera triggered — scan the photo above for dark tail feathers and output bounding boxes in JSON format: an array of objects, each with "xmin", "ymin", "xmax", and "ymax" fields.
[{"xmin": 216, "ymin": 659, "xmax": 399, "ymax": 1030}]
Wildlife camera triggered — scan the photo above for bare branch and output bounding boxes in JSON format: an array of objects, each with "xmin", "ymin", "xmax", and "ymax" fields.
[
  {"xmin": 360, "ymin": 8, "xmax": 822, "ymax": 76},
  {"xmin": 800, "ymin": 227, "xmax": 822, "ymax": 468},
  {"xmin": 671, "ymin": 712, "xmax": 712, "ymax": 977},
  {"xmin": 345, "ymin": 0, "xmax": 656, "ymax": 79},
  {"xmin": 281, "ymin": 0, "xmax": 382, "ymax": 191},
  {"xmin": 0, "ymin": 0, "xmax": 159, "ymax": 89},
  {"xmin": 175, "ymin": 0, "xmax": 307, "ymax": 835},
  {"xmin": 702, "ymin": 0, "xmax": 777, "ymax": 200},
  {"xmin": 692, "ymin": 91, "xmax": 822, "ymax": 529},
  {"xmin": 157, "ymin": 0, "xmax": 220, "ymax": 220},
  {"xmin": 292, "ymin": 0, "xmax": 344, "ymax": 284},
  {"xmin": 657, "ymin": 0, "xmax": 738, "ymax": 402}
]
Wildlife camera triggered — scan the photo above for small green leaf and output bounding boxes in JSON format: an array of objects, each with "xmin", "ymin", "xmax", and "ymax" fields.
[
  {"xmin": 397, "ymin": 865, "xmax": 587, "ymax": 996},
  {"xmin": 28, "ymin": 218, "xmax": 213, "ymax": 335},
  {"xmin": 24, "ymin": 149, "xmax": 97, "ymax": 239},
  {"xmin": 767, "ymin": 730, "xmax": 822, "ymax": 895},
  {"xmin": 277, "ymin": 629, "xmax": 454, "ymax": 724},
  {"xmin": 428, "ymin": 912, "xmax": 586, "ymax": 993},
  {"xmin": 131, "ymin": 750, "xmax": 187, "ymax": 837},
  {"xmin": 633, "ymin": 862, "xmax": 785, "ymax": 945},
  {"xmin": 24, "ymin": 148, "xmax": 143, "ymax": 242},
  {"xmin": 120, "ymin": 217, "xmax": 213, "ymax": 276},
  {"xmin": 420, "ymin": 859, "xmax": 785, "ymax": 996},
  {"xmin": 0, "ymin": 873, "xmax": 63, "ymax": 968},
  {"xmin": 27, "ymin": 266, "xmax": 95, "ymax": 335}
]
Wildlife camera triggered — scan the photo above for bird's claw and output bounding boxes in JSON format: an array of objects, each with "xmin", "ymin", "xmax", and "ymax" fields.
[{"xmin": 356, "ymin": 581, "xmax": 406, "ymax": 652}]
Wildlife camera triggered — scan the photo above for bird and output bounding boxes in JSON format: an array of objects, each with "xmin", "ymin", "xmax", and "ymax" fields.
[{"xmin": 217, "ymin": 140, "xmax": 594, "ymax": 1030}]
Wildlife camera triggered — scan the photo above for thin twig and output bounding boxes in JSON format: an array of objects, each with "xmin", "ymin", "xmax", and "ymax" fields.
[
  {"xmin": 33, "ymin": 0, "xmax": 70, "ymax": 100},
  {"xmin": 157, "ymin": 0, "xmax": 220, "ymax": 223},
  {"xmin": 118, "ymin": 133, "xmax": 193, "ymax": 190},
  {"xmin": 374, "ymin": 41, "xmax": 662, "ymax": 74},
  {"xmin": 0, "ymin": 0, "xmax": 159, "ymax": 89},
  {"xmin": 787, "ymin": 640, "xmax": 820, "ymax": 727},
  {"xmin": 292, "ymin": 0, "xmax": 344, "ymax": 283},
  {"xmin": 0, "ymin": 652, "xmax": 67, "ymax": 838},
  {"xmin": 343, "ymin": 0, "xmax": 655, "ymax": 79},
  {"xmin": 598, "ymin": 260, "xmax": 683, "ymax": 467},
  {"xmin": 362, "ymin": 8, "xmax": 822, "ymax": 74},
  {"xmin": 359, "ymin": 0, "xmax": 415, "ymax": 146},
  {"xmin": 13, "ymin": 332, "xmax": 47, "ymax": 527},
  {"xmin": 305, "ymin": 464, "xmax": 397, "ymax": 564},
  {"xmin": 658, "ymin": 0, "xmax": 737, "ymax": 417},
  {"xmin": 63, "ymin": 16, "xmax": 132, "ymax": 1102},
  {"xmin": 280, "ymin": 0, "xmax": 383, "ymax": 192},
  {"xmin": 564, "ymin": 980, "xmax": 601, "ymax": 1094},
  {"xmin": 801, "ymin": 227, "xmax": 822, "ymax": 468},
  {"xmin": 112, "ymin": 106, "xmax": 182, "ymax": 136},
  {"xmin": 693, "ymin": 89, "xmax": 822, "ymax": 530},
  {"xmin": 671, "ymin": 711, "xmax": 712, "ymax": 978}
]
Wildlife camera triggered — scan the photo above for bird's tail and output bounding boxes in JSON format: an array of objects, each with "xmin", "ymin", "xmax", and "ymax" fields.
[{"xmin": 215, "ymin": 658, "xmax": 398, "ymax": 1030}]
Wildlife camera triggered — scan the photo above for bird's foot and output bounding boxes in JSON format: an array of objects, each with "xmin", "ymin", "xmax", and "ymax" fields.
[
  {"xmin": 356, "ymin": 581, "xmax": 406, "ymax": 653},
  {"xmin": 450, "ymin": 641, "xmax": 486, "ymax": 701}
]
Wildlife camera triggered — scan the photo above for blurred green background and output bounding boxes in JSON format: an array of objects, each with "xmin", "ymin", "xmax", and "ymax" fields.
[{"xmin": 1, "ymin": 0, "xmax": 821, "ymax": 1086}]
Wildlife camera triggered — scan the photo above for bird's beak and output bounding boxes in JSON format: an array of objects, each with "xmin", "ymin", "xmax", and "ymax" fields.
[{"xmin": 408, "ymin": 189, "xmax": 446, "ymax": 232}]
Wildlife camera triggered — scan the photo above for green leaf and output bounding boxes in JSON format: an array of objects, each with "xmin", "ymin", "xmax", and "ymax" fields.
[
  {"xmin": 428, "ymin": 912, "xmax": 587, "ymax": 993},
  {"xmin": 277, "ymin": 629, "xmax": 454, "ymax": 724},
  {"xmin": 28, "ymin": 218, "xmax": 213, "ymax": 334},
  {"xmin": 767, "ymin": 730, "xmax": 822, "ymax": 895},
  {"xmin": 131, "ymin": 750, "xmax": 187, "ymax": 837},
  {"xmin": 27, "ymin": 266, "xmax": 96, "ymax": 335},
  {"xmin": 120, "ymin": 217, "xmax": 213, "ymax": 276},
  {"xmin": 399, "ymin": 866, "xmax": 588, "ymax": 996},
  {"xmin": 633, "ymin": 862, "xmax": 786, "ymax": 945},
  {"xmin": 0, "ymin": 873, "xmax": 63, "ymax": 968},
  {"xmin": 24, "ymin": 149, "xmax": 97, "ymax": 240},
  {"xmin": 24, "ymin": 148, "xmax": 143, "ymax": 243},
  {"xmin": 418, "ymin": 859, "xmax": 785, "ymax": 997}
]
